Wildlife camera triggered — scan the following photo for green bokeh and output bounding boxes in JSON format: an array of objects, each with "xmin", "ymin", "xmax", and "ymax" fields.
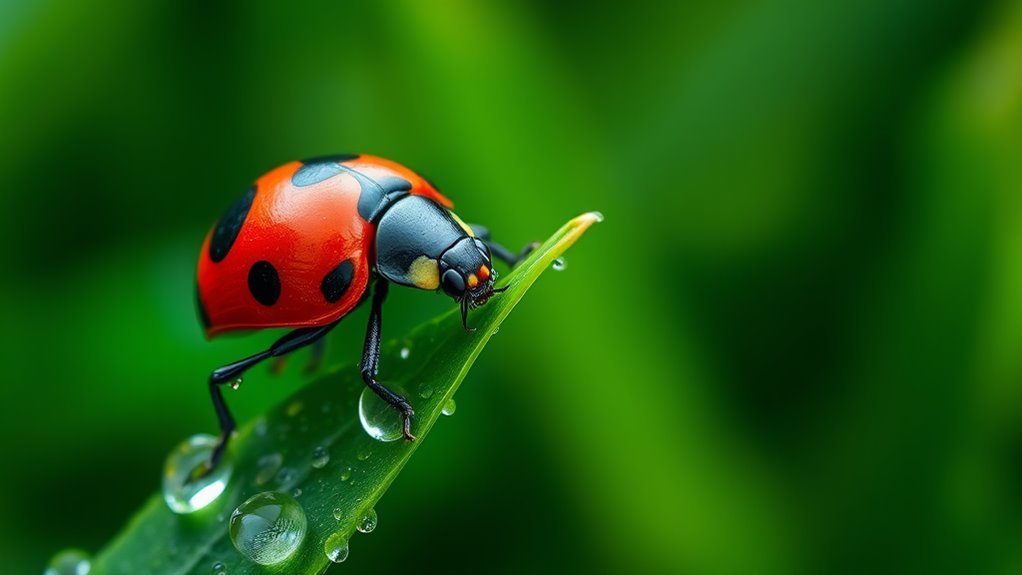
[{"xmin": 2, "ymin": 0, "xmax": 1021, "ymax": 573}]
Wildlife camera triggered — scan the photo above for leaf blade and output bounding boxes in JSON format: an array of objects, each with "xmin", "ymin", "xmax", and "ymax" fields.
[{"xmin": 89, "ymin": 212, "xmax": 601, "ymax": 575}]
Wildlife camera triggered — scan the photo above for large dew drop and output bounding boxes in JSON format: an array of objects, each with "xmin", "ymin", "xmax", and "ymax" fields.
[
  {"xmin": 551, "ymin": 256, "xmax": 567, "ymax": 271},
  {"xmin": 163, "ymin": 434, "xmax": 232, "ymax": 514},
  {"xmin": 229, "ymin": 491, "xmax": 307, "ymax": 565},
  {"xmin": 358, "ymin": 387, "xmax": 404, "ymax": 442},
  {"xmin": 324, "ymin": 532, "xmax": 350, "ymax": 563},
  {"xmin": 356, "ymin": 508, "xmax": 378, "ymax": 533},
  {"xmin": 44, "ymin": 548, "xmax": 91, "ymax": 575}
]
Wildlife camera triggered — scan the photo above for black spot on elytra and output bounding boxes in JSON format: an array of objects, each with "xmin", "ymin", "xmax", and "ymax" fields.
[
  {"xmin": 248, "ymin": 260, "xmax": 281, "ymax": 306},
  {"xmin": 321, "ymin": 259, "xmax": 355, "ymax": 303},
  {"xmin": 292, "ymin": 154, "xmax": 360, "ymax": 187},
  {"xmin": 209, "ymin": 186, "xmax": 256, "ymax": 262},
  {"xmin": 196, "ymin": 284, "xmax": 211, "ymax": 331}
]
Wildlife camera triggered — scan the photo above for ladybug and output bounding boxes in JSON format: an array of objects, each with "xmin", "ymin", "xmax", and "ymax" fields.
[{"xmin": 196, "ymin": 154, "xmax": 534, "ymax": 469}]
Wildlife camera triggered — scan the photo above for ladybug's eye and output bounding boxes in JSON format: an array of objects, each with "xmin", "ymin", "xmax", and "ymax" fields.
[{"xmin": 441, "ymin": 269, "xmax": 466, "ymax": 299}]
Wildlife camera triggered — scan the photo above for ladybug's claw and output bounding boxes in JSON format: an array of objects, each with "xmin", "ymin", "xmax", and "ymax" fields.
[{"xmin": 401, "ymin": 406, "xmax": 417, "ymax": 442}]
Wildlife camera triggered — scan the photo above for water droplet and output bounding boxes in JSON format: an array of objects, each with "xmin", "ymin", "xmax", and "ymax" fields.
[
  {"xmin": 211, "ymin": 561, "xmax": 226, "ymax": 575},
  {"xmin": 491, "ymin": 325, "xmax": 501, "ymax": 335},
  {"xmin": 357, "ymin": 448, "xmax": 371, "ymax": 461},
  {"xmin": 162, "ymin": 434, "xmax": 232, "ymax": 514},
  {"xmin": 418, "ymin": 383, "xmax": 434, "ymax": 399},
  {"xmin": 254, "ymin": 453, "xmax": 283, "ymax": 486},
  {"xmin": 358, "ymin": 388, "xmax": 404, "ymax": 442},
  {"xmin": 340, "ymin": 467, "xmax": 352, "ymax": 481},
  {"xmin": 551, "ymin": 257, "xmax": 567, "ymax": 271},
  {"xmin": 593, "ymin": 211, "xmax": 605, "ymax": 223},
  {"xmin": 441, "ymin": 398, "xmax": 457, "ymax": 416},
  {"xmin": 324, "ymin": 532, "xmax": 350, "ymax": 563},
  {"xmin": 44, "ymin": 548, "xmax": 91, "ymax": 575},
  {"xmin": 229, "ymin": 492, "xmax": 307, "ymax": 565},
  {"xmin": 332, "ymin": 507, "xmax": 343, "ymax": 520},
  {"xmin": 311, "ymin": 446, "xmax": 330, "ymax": 469},
  {"xmin": 356, "ymin": 508, "xmax": 378, "ymax": 533},
  {"xmin": 399, "ymin": 347, "xmax": 410, "ymax": 360},
  {"xmin": 229, "ymin": 377, "xmax": 243, "ymax": 390},
  {"xmin": 286, "ymin": 400, "xmax": 303, "ymax": 417},
  {"xmin": 292, "ymin": 488, "xmax": 302, "ymax": 497},
  {"xmin": 276, "ymin": 467, "xmax": 295, "ymax": 485}
]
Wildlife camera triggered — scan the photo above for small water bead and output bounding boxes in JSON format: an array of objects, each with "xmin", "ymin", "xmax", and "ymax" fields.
[
  {"xmin": 357, "ymin": 448, "xmax": 372, "ymax": 461},
  {"xmin": 44, "ymin": 548, "xmax": 91, "ymax": 575},
  {"xmin": 491, "ymin": 325, "xmax": 501, "ymax": 335},
  {"xmin": 211, "ymin": 561, "xmax": 226, "ymax": 575},
  {"xmin": 276, "ymin": 467, "xmax": 296, "ymax": 484},
  {"xmin": 399, "ymin": 347, "xmax": 410, "ymax": 360},
  {"xmin": 441, "ymin": 398, "xmax": 457, "ymax": 416},
  {"xmin": 229, "ymin": 377, "xmax": 243, "ymax": 390},
  {"xmin": 356, "ymin": 508, "xmax": 378, "ymax": 533},
  {"xmin": 311, "ymin": 446, "xmax": 330, "ymax": 469},
  {"xmin": 324, "ymin": 532, "xmax": 350, "ymax": 563},
  {"xmin": 340, "ymin": 466, "xmax": 352, "ymax": 481},
  {"xmin": 551, "ymin": 256, "xmax": 567, "ymax": 271},
  {"xmin": 163, "ymin": 434, "xmax": 233, "ymax": 514},
  {"xmin": 229, "ymin": 492, "xmax": 307, "ymax": 565},
  {"xmin": 292, "ymin": 488, "xmax": 302, "ymax": 497},
  {"xmin": 333, "ymin": 507, "xmax": 343, "ymax": 520},
  {"xmin": 593, "ymin": 211, "xmax": 605, "ymax": 222},
  {"xmin": 255, "ymin": 453, "xmax": 283, "ymax": 486},
  {"xmin": 418, "ymin": 384, "xmax": 434, "ymax": 400},
  {"xmin": 358, "ymin": 387, "xmax": 404, "ymax": 442}
]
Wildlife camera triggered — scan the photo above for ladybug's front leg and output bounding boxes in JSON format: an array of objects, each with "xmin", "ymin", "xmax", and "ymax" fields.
[
  {"xmin": 468, "ymin": 224, "xmax": 539, "ymax": 267},
  {"xmin": 360, "ymin": 278, "xmax": 416, "ymax": 441}
]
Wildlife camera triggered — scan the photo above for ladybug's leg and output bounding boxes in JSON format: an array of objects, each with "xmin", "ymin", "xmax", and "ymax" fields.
[
  {"xmin": 268, "ymin": 337, "xmax": 326, "ymax": 376},
  {"xmin": 205, "ymin": 321, "xmax": 340, "ymax": 471},
  {"xmin": 360, "ymin": 279, "xmax": 417, "ymax": 441},
  {"xmin": 304, "ymin": 337, "xmax": 328, "ymax": 374},
  {"xmin": 468, "ymin": 224, "xmax": 539, "ymax": 268}
]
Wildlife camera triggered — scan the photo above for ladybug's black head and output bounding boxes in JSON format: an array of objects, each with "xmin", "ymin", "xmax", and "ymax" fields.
[{"xmin": 439, "ymin": 237, "xmax": 496, "ymax": 330}]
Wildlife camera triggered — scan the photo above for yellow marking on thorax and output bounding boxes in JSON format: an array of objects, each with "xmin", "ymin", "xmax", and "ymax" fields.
[
  {"xmin": 449, "ymin": 212, "xmax": 474, "ymax": 236},
  {"xmin": 408, "ymin": 256, "xmax": 440, "ymax": 290}
]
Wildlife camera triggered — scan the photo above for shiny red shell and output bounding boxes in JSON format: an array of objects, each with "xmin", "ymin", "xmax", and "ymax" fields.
[{"xmin": 196, "ymin": 154, "xmax": 452, "ymax": 338}]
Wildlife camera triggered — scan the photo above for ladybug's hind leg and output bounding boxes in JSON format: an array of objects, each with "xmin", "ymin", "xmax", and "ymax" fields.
[
  {"xmin": 360, "ymin": 279, "xmax": 417, "ymax": 441},
  {"xmin": 268, "ymin": 337, "xmax": 326, "ymax": 376},
  {"xmin": 203, "ymin": 321, "xmax": 339, "ymax": 474},
  {"xmin": 468, "ymin": 224, "xmax": 539, "ymax": 268}
]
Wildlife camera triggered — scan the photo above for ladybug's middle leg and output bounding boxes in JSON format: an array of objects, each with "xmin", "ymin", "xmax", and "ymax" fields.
[
  {"xmin": 205, "ymin": 321, "xmax": 339, "ymax": 472},
  {"xmin": 468, "ymin": 224, "xmax": 539, "ymax": 267},
  {"xmin": 360, "ymin": 278, "xmax": 417, "ymax": 442}
]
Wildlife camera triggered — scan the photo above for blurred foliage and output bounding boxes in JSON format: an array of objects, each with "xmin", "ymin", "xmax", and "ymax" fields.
[{"xmin": 1, "ymin": 0, "xmax": 1021, "ymax": 574}]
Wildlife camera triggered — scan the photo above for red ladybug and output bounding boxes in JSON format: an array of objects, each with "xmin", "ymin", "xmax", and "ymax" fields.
[{"xmin": 196, "ymin": 154, "xmax": 533, "ymax": 469}]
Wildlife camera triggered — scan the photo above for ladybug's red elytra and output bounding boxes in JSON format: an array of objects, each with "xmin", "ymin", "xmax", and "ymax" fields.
[{"xmin": 196, "ymin": 154, "xmax": 535, "ymax": 470}]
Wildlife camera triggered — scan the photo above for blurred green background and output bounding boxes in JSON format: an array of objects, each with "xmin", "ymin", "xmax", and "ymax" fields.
[{"xmin": 3, "ymin": 0, "xmax": 1022, "ymax": 573}]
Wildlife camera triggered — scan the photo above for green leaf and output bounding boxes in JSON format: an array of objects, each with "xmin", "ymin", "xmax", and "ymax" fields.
[{"xmin": 89, "ymin": 212, "xmax": 602, "ymax": 575}]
